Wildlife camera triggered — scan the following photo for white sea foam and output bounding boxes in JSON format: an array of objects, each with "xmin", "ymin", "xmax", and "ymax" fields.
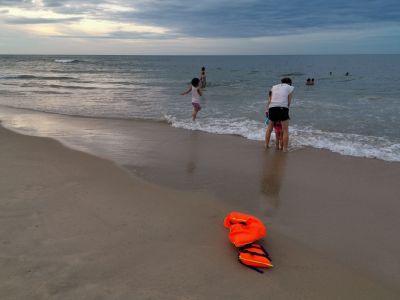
[
  {"xmin": 54, "ymin": 59, "xmax": 79, "ymax": 63},
  {"xmin": 164, "ymin": 115, "xmax": 400, "ymax": 162}
]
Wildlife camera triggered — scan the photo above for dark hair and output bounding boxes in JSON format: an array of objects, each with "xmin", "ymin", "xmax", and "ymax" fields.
[
  {"xmin": 281, "ymin": 77, "xmax": 292, "ymax": 85},
  {"xmin": 191, "ymin": 78, "xmax": 200, "ymax": 86},
  {"xmin": 268, "ymin": 90, "xmax": 272, "ymax": 96},
  {"xmin": 201, "ymin": 66, "xmax": 205, "ymax": 71}
]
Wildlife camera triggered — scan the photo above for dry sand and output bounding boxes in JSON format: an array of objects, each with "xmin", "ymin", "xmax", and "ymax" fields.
[{"xmin": 1, "ymin": 123, "xmax": 400, "ymax": 300}]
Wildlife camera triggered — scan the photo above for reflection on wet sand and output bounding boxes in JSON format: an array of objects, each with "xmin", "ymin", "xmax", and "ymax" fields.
[
  {"xmin": 259, "ymin": 151, "xmax": 287, "ymax": 215},
  {"xmin": 185, "ymin": 132, "xmax": 198, "ymax": 176},
  {"xmin": 0, "ymin": 106, "xmax": 285, "ymax": 212}
]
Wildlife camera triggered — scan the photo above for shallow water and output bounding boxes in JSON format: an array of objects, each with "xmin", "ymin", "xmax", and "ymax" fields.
[{"xmin": 0, "ymin": 54, "xmax": 399, "ymax": 161}]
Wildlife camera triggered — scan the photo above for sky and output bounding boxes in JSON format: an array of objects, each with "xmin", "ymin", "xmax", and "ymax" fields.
[{"xmin": 0, "ymin": 0, "xmax": 399, "ymax": 55}]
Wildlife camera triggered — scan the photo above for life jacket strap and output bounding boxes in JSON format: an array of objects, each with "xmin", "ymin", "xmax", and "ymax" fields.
[
  {"xmin": 238, "ymin": 259, "xmax": 264, "ymax": 274},
  {"xmin": 239, "ymin": 243, "xmax": 272, "ymax": 261}
]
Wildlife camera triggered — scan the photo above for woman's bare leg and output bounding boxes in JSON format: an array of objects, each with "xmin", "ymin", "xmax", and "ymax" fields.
[
  {"xmin": 281, "ymin": 120, "xmax": 289, "ymax": 152},
  {"xmin": 265, "ymin": 122, "xmax": 274, "ymax": 149}
]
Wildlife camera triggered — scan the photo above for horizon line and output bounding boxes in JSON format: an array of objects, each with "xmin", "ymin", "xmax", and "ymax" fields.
[{"xmin": 0, "ymin": 53, "xmax": 399, "ymax": 56}]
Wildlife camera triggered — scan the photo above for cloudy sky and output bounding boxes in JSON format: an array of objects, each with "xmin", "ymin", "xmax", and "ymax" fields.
[{"xmin": 0, "ymin": 0, "xmax": 399, "ymax": 54}]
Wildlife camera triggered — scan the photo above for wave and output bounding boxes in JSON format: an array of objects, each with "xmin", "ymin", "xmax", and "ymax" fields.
[
  {"xmin": 3, "ymin": 75, "xmax": 76, "ymax": 80},
  {"xmin": 32, "ymin": 90, "xmax": 72, "ymax": 95},
  {"xmin": 280, "ymin": 72, "xmax": 305, "ymax": 77},
  {"xmin": 164, "ymin": 115, "xmax": 400, "ymax": 162},
  {"xmin": 0, "ymin": 104, "xmax": 162, "ymax": 123},
  {"xmin": 54, "ymin": 59, "xmax": 80, "ymax": 63},
  {"xmin": 207, "ymin": 79, "xmax": 251, "ymax": 88},
  {"xmin": 0, "ymin": 90, "xmax": 25, "ymax": 95},
  {"xmin": 47, "ymin": 84, "xmax": 97, "ymax": 90},
  {"xmin": 290, "ymin": 126, "xmax": 400, "ymax": 162}
]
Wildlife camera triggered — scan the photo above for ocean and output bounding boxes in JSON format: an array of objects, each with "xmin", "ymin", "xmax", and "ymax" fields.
[{"xmin": 0, "ymin": 55, "xmax": 399, "ymax": 161}]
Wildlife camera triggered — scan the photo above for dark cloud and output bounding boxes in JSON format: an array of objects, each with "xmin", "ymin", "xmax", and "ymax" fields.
[
  {"xmin": 1, "ymin": 0, "xmax": 399, "ymax": 38},
  {"xmin": 113, "ymin": 0, "xmax": 400, "ymax": 38},
  {"xmin": 107, "ymin": 30, "xmax": 179, "ymax": 40}
]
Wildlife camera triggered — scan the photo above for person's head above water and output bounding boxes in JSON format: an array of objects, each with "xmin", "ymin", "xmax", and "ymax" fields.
[
  {"xmin": 281, "ymin": 77, "xmax": 292, "ymax": 85},
  {"xmin": 201, "ymin": 66, "xmax": 205, "ymax": 71},
  {"xmin": 191, "ymin": 78, "xmax": 200, "ymax": 87}
]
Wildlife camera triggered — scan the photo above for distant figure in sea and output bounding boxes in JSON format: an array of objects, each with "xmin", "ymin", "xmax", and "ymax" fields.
[
  {"xmin": 306, "ymin": 78, "xmax": 315, "ymax": 85},
  {"xmin": 330, "ymin": 72, "xmax": 332, "ymax": 76},
  {"xmin": 265, "ymin": 77, "xmax": 294, "ymax": 152},
  {"xmin": 181, "ymin": 78, "xmax": 203, "ymax": 121},
  {"xmin": 200, "ymin": 66, "xmax": 207, "ymax": 89},
  {"xmin": 345, "ymin": 72, "xmax": 349, "ymax": 76}
]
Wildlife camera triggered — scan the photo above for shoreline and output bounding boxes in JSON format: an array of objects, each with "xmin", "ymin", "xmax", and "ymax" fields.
[
  {"xmin": 1, "ymin": 117, "xmax": 400, "ymax": 298},
  {"xmin": 0, "ymin": 105, "xmax": 399, "ymax": 163}
]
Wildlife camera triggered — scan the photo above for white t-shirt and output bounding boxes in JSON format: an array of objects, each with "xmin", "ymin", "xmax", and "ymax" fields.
[
  {"xmin": 269, "ymin": 83, "xmax": 294, "ymax": 108},
  {"xmin": 191, "ymin": 85, "xmax": 201, "ymax": 103}
]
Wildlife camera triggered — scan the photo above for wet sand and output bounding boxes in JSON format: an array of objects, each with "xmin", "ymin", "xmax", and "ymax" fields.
[{"xmin": 1, "ymin": 121, "xmax": 400, "ymax": 299}]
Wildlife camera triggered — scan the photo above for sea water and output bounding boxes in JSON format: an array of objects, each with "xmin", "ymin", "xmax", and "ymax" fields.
[{"xmin": 0, "ymin": 54, "xmax": 399, "ymax": 161}]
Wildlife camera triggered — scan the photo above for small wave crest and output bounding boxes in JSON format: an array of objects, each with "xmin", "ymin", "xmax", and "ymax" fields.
[
  {"xmin": 207, "ymin": 79, "xmax": 250, "ymax": 88},
  {"xmin": 54, "ymin": 59, "xmax": 79, "ymax": 63},
  {"xmin": 164, "ymin": 115, "xmax": 400, "ymax": 162},
  {"xmin": 290, "ymin": 126, "xmax": 400, "ymax": 161},
  {"xmin": 48, "ymin": 84, "xmax": 97, "ymax": 90},
  {"xmin": 3, "ymin": 75, "xmax": 76, "ymax": 80},
  {"xmin": 280, "ymin": 72, "xmax": 305, "ymax": 77}
]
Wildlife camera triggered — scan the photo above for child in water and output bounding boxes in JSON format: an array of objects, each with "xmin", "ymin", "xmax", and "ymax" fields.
[
  {"xmin": 200, "ymin": 66, "xmax": 207, "ymax": 89},
  {"xmin": 265, "ymin": 112, "xmax": 283, "ymax": 150},
  {"xmin": 181, "ymin": 78, "xmax": 203, "ymax": 121},
  {"xmin": 273, "ymin": 121, "xmax": 283, "ymax": 150}
]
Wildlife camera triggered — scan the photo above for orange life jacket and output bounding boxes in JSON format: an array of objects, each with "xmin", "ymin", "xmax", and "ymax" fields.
[
  {"xmin": 224, "ymin": 212, "xmax": 266, "ymax": 247},
  {"xmin": 238, "ymin": 243, "xmax": 273, "ymax": 273},
  {"xmin": 224, "ymin": 212, "xmax": 258, "ymax": 228}
]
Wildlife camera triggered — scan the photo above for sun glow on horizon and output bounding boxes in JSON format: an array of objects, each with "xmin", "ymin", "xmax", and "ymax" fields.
[
  {"xmin": 69, "ymin": 19, "xmax": 168, "ymax": 35},
  {"xmin": 0, "ymin": 4, "xmax": 168, "ymax": 38}
]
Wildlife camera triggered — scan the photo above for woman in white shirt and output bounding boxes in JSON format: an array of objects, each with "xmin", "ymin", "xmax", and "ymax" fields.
[{"xmin": 265, "ymin": 78, "xmax": 294, "ymax": 152}]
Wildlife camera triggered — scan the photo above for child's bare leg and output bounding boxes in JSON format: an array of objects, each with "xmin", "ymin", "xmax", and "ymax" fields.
[
  {"xmin": 275, "ymin": 134, "xmax": 280, "ymax": 149},
  {"xmin": 192, "ymin": 107, "xmax": 200, "ymax": 121}
]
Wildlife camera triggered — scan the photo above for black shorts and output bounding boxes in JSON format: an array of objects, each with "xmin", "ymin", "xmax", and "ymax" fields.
[{"xmin": 268, "ymin": 107, "xmax": 290, "ymax": 122}]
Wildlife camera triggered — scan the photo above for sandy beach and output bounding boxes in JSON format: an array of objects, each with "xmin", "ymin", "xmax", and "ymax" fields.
[{"xmin": 1, "ymin": 120, "xmax": 400, "ymax": 300}]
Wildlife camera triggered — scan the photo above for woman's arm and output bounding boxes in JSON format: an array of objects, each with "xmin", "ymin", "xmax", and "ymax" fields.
[
  {"xmin": 288, "ymin": 93, "xmax": 293, "ymax": 108},
  {"xmin": 267, "ymin": 91, "xmax": 272, "ymax": 107}
]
